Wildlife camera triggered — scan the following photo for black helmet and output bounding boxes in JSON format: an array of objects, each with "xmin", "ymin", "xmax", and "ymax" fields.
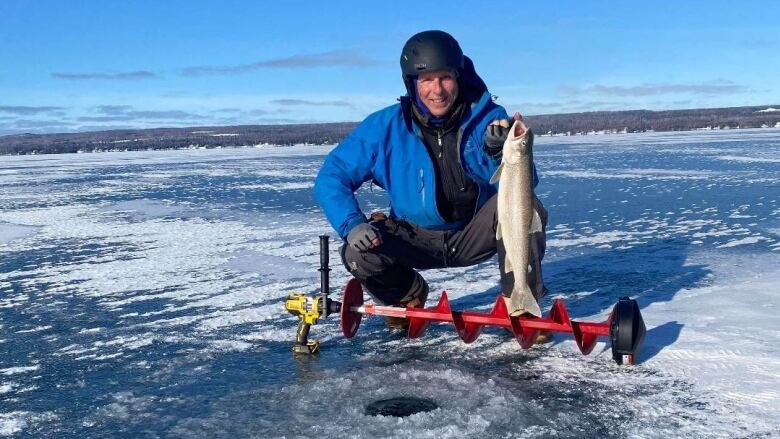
[{"xmin": 400, "ymin": 30, "xmax": 464, "ymax": 80}]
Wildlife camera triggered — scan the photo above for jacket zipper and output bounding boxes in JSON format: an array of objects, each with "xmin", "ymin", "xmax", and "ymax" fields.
[
  {"xmin": 437, "ymin": 129, "xmax": 443, "ymax": 158},
  {"xmin": 419, "ymin": 168, "xmax": 425, "ymax": 206},
  {"xmin": 455, "ymin": 127, "xmax": 467, "ymax": 191}
]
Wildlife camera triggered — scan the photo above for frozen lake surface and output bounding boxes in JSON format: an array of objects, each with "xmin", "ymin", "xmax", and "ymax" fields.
[{"xmin": 2, "ymin": 129, "xmax": 780, "ymax": 437}]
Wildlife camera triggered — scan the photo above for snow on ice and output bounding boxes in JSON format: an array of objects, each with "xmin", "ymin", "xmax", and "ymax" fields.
[{"xmin": 1, "ymin": 132, "xmax": 780, "ymax": 437}]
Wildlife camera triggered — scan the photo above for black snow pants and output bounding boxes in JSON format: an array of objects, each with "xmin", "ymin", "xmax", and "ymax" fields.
[{"xmin": 340, "ymin": 194, "xmax": 548, "ymax": 306}]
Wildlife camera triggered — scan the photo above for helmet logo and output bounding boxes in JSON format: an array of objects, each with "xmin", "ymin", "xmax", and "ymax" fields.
[{"xmin": 414, "ymin": 63, "xmax": 427, "ymax": 70}]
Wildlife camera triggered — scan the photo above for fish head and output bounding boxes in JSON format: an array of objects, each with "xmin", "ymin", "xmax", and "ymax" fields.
[{"xmin": 501, "ymin": 119, "xmax": 531, "ymax": 164}]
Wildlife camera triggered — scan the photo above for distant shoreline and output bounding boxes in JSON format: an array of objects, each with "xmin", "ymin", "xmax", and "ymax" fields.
[
  {"xmin": 2, "ymin": 104, "xmax": 779, "ymax": 156},
  {"xmin": 4, "ymin": 127, "xmax": 780, "ymax": 159}
]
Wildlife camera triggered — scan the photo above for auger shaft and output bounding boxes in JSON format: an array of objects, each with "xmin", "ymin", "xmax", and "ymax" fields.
[{"xmin": 352, "ymin": 304, "xmax": 611, "ymax": 336}]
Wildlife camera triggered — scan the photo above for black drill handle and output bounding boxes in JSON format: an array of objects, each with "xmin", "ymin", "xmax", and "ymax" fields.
[{"xmin": 296, "ymin": 320, "xmax": 311, "ymax": 346}]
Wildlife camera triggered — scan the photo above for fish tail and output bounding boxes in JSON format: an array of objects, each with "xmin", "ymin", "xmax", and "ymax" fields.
[{"xmin": 506, "ymin": 284, "xmax": 542, "ymax": 317}]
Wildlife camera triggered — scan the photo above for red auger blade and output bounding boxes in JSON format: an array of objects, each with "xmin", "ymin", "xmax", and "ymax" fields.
[
  {"xmin": 340, "ymin": 278, "xmax": 363, "ymax": 338},
  {"xmin": 407, "ymin": 292, "xmax": 452, "ymax": 338},
  {"xmin": 452, "ymin": 310, "xmax": 482, "ymax": 343}
]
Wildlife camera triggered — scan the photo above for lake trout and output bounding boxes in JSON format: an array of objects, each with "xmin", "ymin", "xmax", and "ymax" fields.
[{"xmin": 490, "ymin": 118, "xmax": 543, "ymax": 317}]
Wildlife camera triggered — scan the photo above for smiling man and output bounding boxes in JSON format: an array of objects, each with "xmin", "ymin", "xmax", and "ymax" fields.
[
  {"xmin": 315, "ymin": 30, "xmax": 549, "ymax": 333},
  {"xmin": 416, "ymin": 69, "xmax": 458, "ymax": 116}
]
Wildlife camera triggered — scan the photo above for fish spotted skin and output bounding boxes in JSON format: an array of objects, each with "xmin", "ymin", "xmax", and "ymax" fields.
[{"xmin": 490, "ymin": 119, "xmax": 543, "ymax": 317}]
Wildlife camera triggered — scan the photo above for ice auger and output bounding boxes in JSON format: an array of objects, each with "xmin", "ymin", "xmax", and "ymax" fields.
[{"xmin": 285, "ymin": 236, "xmax": 646, "ymax": 365}]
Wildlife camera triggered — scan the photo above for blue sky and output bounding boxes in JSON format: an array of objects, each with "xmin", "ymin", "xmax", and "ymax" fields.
[{"xmin": 1, "ymin": 0, "xmax": 778, "ymax": 135}]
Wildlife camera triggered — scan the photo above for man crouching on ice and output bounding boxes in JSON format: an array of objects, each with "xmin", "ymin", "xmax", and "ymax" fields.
[{"xmin": 314, "ymin": 30, "xmax": 549, "ymax": 337}]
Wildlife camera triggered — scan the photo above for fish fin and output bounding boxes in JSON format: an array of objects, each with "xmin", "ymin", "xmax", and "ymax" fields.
[
  {"xmin": 489, "ymin": 163, "xmax": 504, "ymax": 184},
  {"xmin": 504, "ymin": 253, "xmax": 513, "ymax": 274},
  {"xmin": 530, "ymin": 208, "xmax": 543, "ymax": 234},
  {"xmin": 496, "ymin": 222, "xmax": 502, "ymax": 240}
]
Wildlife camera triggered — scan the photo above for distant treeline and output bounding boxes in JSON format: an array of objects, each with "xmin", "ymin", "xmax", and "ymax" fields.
[
  {"xmin": 524, "ymin": 105, "xmax": 780, "ymax": 135},
  {"xmin": 0, "ymin": 123, "xmax": 357, "ymax": 156},
  {"xmin": 2, "ymin": 105, "xmax": 780, "ymax": 155}
]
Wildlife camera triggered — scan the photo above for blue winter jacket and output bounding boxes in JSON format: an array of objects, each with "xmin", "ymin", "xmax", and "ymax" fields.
[{"xmin": 315, "ymin": 81, "xmax": 538, "ymax": 239}]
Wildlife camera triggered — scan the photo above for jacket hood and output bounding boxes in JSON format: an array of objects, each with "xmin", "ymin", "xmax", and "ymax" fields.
[{"xmin": 459, "ymin": 55, "xmax": 488, "ymax": 100}]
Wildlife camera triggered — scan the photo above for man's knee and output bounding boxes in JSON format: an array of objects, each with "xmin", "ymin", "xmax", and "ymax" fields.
[
  {"xmin": 533, "ymin": 196, "xmax": 548, "ymax": 230},
  {"xmin": 340, "ymin": 243, "xmax": 391, "ymax": 281},
  {"xmin": 483, "ymin": 193, "xmax": 498, "ymax": 228},
  {"xmin": 531, "ymin": 196, "xmax": 548, "ymax": 259},
  {"xmin": 340, "ymin": 243, "xmax": 422, "ymax": 306}
]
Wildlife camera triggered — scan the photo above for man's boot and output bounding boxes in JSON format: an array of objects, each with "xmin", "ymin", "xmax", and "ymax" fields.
[
  {"xmin": 386, "ymin": 272, "xmax": 429, "ymax": 330},
  {"xmin": 503, "ymin": 310, "xmax": 553, "ymax": 344}
]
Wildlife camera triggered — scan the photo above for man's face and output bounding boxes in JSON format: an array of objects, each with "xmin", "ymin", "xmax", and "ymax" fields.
[{"xmin": 416, "ymin": 69, "xmax": 459, "ymax": 117}]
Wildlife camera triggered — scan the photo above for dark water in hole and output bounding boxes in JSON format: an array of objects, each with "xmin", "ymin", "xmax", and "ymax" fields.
[{"xmin": 365, "ymin": 397, "xmax": 439, "ymax": 417}]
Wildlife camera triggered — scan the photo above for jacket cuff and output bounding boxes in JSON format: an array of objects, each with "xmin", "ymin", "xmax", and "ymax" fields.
[{"xmin": 341, "ymin": 215, "xmax": 368, "ymax": 239}]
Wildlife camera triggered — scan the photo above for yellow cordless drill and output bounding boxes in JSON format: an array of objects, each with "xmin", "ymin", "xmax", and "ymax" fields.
[
  {"xmin": 283, "ymin": 235, "xmax": 340, "ymax": 354},
  {"xmin": 285, "ymin": 293, "xmax": 324, "ymax": 354}
]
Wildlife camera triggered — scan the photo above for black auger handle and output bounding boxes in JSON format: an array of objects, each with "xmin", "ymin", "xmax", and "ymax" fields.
[{"xmin": 318, "ymin": 235, "xmax": 332, "ymax": 317}]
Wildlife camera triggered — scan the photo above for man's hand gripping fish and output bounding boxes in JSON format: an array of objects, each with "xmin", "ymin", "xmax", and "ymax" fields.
[{"xmin": 490, "ymin": 118, "xmax": 544, "ymax": 317}]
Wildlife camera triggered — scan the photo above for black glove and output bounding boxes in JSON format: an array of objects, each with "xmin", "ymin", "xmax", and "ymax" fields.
[
  {"xmin": 347, "ymin": 222, "xmax": 381, "ymax": 252},
  {"xmin": 485, "ymin": 120, "xmax": 534, "ymax": 159},
  {"xmin": 484, "ymin": 122, "xmax": 512, "ymax": 158}
]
